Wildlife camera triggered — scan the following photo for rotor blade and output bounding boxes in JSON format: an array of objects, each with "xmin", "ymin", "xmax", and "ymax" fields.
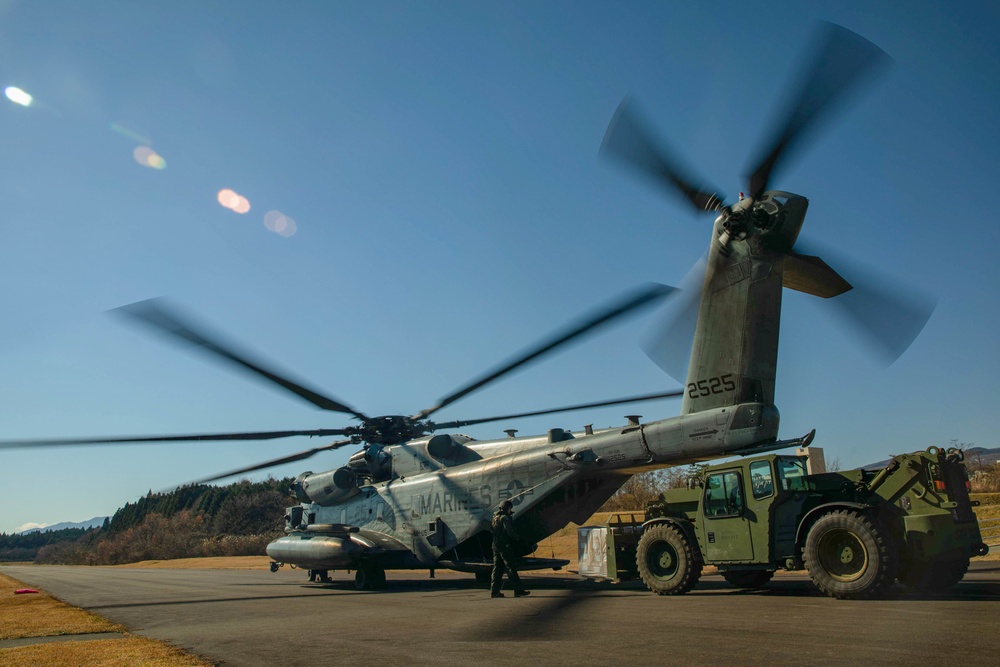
[
  {"xmin": 600, "ymin": 98, "xmax": 724, "ymax": 212},
  {"xmin": 115, "ymin": 299, "xmax": 368, "ymax": 420},
  {"xmin": 0, "ymin": 428, "xmax": 352, "ymax": 450},
  {"xmin": 432, "ymin": 390, "xmax": 683, "ymax": 430},
  {"xmin": 746, "ymin": 22, "xmax": 891, "ymax": 198},
  {"xmin": 641, "ymin": 258, "xmax": 707, "ymax": 382},
  {"xmin": 414, "ymin": 283, "xmax": 677, "ymax": 421},
  {"xmin": 795, "ymin": 239, "xmax": 935, "ymax": 364},
  {"xmin": 192, "ymin": 439, "xmax": 355, "ymax": 484}
]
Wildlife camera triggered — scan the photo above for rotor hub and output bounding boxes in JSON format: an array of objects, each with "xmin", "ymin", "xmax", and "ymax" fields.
[{"xmin": 354, "ymin": 415, "xmax": 431, "ymax": 446}]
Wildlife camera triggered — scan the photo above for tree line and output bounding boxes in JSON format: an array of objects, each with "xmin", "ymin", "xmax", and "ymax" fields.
[
  {"xmin": 0, "ymin": 526, "xmax": 97, "ymax": 562},
  {"xmin": 1, "ymin": 477, "xmax": 295, "ymax": 564}
]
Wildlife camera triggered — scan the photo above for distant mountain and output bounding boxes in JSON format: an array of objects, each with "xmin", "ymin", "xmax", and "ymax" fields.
[
  {"xmin": 21, "ymin": 516, "xmax": 108, "ymax": 534},
  {"xmin": 864, "ymin": 447, "xmax": 1000, "ymax": 470}
]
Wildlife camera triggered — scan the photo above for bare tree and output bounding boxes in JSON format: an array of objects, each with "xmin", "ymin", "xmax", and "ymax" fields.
[{"xmin": 601, "ymin": 467, "xmax": 690, "ymax": 511}]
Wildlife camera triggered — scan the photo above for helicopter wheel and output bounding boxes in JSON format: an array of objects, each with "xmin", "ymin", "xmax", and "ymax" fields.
[{"xmin": 355, "ymin": 562, "xmax": 387, "ymax": 590}]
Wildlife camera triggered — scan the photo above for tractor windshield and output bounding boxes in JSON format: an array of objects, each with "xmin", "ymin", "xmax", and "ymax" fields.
[{"xmin": 777, "ymin": 457, "xmax": 808, "ymax": 491}]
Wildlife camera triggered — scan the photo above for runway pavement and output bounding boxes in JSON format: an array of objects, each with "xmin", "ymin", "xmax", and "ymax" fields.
[{"xmin": 3, "ymin": 563, "xmax": 999, "ymax": 666}]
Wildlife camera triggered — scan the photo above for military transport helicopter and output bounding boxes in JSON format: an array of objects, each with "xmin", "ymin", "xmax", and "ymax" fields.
[{"xmin": 1, "ymin": 23, "xmax": 932, "ymax": 590}]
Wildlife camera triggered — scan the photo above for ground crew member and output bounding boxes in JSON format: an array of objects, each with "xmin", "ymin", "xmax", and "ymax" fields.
[{"xmin": 490, "ymin": 499, "xmax": 530, "ymax": 598}]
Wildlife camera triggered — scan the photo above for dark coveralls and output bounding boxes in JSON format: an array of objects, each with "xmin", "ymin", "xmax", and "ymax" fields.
[{"xmin": 490, "ymin": 508, "xmax": 526, "ymax": 596}]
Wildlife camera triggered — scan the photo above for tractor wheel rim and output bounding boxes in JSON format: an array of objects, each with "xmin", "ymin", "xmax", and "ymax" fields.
[
  {"xmin": 817, "ymin": 528, "xmax": 869, "ymax": 582},
  {"xmin": 648, "ymin": 540, "xmax": 679, "ymax": 580}
]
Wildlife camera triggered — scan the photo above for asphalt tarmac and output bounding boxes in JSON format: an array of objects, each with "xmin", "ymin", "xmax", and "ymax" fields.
[{"xmin": 3, "ymin": 564, "xmax": 999, "ymax": 666}]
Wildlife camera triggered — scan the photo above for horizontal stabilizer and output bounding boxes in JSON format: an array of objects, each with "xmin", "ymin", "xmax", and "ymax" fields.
[
  {"xmin": 728, "ymin": 429, "xmax": 816, "ymax": 457},
  {"xmin": 783, "ymin": 252, "xmax": 852, "ymax": 298}
]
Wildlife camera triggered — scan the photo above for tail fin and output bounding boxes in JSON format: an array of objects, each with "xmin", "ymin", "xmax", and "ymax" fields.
[
  {"xmin": 681, "ymin": 240, "xmax": 784, "ymax": 415},
  {"xmin": 681, "ymin": 191, "xmax": 812, "ymax": 419}
]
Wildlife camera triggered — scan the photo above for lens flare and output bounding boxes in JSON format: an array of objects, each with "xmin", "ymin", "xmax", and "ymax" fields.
[
  {"xmin": 264, "ymin": 210, "xmax": 297, "ymax": 237},
  {"xmin": 217, "ymin": 189, "xmax": 250, "ymax": 214},
  {"xmin": 4, "ymin": 86, "xmax": 33, "ymax": 106},
  {"xmin": 133, "ymin": 146, "xmax": 166, "ymax": 169},
  {"xmin": 217, "ymin": 189, "xmax": 238, "ymax": 208}
]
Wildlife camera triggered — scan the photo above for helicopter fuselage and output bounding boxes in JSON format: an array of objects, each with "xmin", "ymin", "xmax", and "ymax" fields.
[{"xmin": 264, "ymin": 401, "xmax": 808, "ymax": 571}]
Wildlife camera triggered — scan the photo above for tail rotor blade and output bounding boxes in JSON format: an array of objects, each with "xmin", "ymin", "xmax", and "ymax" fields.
[
  {"xmin": 601, "ymin": 98, "xmax": 724, "ymax": 212},
  {"xmin": 746, "ymin": 22, "xmax": 891, "ymax": 198},
  {"xmin": 794, "ymin": 239, "xmax": 935, "ymax": 364},
  {"xmin": 641, "ymin": 258, "xmax": 707, "ymax": 381},
  {"xmin": 830, "ymin": 277, "xmax": 936, "ymax": 365}
]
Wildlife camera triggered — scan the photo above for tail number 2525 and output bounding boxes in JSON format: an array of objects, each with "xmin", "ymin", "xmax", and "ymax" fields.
[{"xmin": 687, "ymin": 373, "xmax": 736, "ymax": 399}]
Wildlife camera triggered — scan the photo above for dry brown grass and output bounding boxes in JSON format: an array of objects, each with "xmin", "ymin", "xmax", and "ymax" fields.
[
  {"xmin": 972, "ymin": 493, "xmax": 1000, "ymax": 506},
  {"xmin": 0, "ymin": 635, "xmax": 211, "ymax": 667},
  {"xmin": 974, "ymin": 503, "xmax": 1000, "ymax": 561},
  {"xmin": 0, "ymin": 573, "xmax": 122, "ymax": 641}
]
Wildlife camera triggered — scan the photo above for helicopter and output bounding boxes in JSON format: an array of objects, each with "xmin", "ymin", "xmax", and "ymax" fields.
[{"xmin": 0, "ymin": 23, "xmax": 932, "ymax": 590}]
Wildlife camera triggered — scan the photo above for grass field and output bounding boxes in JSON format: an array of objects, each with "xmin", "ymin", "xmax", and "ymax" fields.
[
  {"xmin": 0, "ymin": 635, "xmax": 212, "ymax": 667},
  {"xmin": 0, "ymin": 573, "xmax": 122, "ymax": 641}
]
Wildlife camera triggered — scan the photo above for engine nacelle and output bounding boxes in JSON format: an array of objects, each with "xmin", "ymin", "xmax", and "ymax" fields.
[
  {"xmin": 292, "ymin": 467, "xmax": 360, "ymax": 506},
  {"xmin": 390, "ymin": 434, "xmax": 480, "ymax": 478},
  {"xmin": 346, "ymin": 444, "xmax": 392, "ymax": 480},
  {"xmin": 426, "ymin": 433, "xmax": 467, "ymax": 460}
]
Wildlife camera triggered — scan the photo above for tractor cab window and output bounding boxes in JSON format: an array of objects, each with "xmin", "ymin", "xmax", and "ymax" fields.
[
  {"xmin": 704, "ymin": 471, "xmax": 744, "ymax": 517},
  {"xmin": 777, "ymin": 458, "xmax": 808, "ymax": 491},
  {"xmin": 749, "ymin": 460, "xmax": 774, "ymax": 499}
]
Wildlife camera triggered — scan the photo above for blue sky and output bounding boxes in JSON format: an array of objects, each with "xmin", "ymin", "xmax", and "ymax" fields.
[{"xmin": 1, "ymin": 1, "xmax": 998, "ymax": 534}]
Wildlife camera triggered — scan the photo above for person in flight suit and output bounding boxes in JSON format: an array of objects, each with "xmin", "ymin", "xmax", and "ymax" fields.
[{"xmin": 490, "ymin": 499, "xmax": 530, "ymax": 598}]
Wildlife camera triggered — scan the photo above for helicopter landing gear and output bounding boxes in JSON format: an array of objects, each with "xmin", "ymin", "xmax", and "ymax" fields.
[
  {"xmin": 308, "ymin": 569, "xmax": 333, "ymax": 583},
  {"xmin": 269, "ymin": 562, "xmax": 282, "ymax": 573},
  {"xmin": 354, "ymin": 562, "xmax": 386, "ymax": 590}
]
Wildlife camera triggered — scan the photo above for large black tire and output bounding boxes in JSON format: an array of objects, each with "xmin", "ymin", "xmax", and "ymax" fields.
[
  {"xmin": 898, "ymin": 556, "xmax": 970, "ymax": 591},
  {"xmin": 722, "ymin": 570, "xmax": 774, "ymax": 589},
  {"xmin": 354, "ymin": 562, "xmax": 387, "ymax": 590},
  {"xmin": 636, "ymin": 524, "xmax": 702, "ymax": 595},
  {"xmin": 803, "ymin": 510, "xmax": 896, "ymax": 600}
]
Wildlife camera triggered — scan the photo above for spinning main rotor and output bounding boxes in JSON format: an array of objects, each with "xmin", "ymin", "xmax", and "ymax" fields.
[{"xmin": 0, "ymin": 283, "xmax": 682, "ymax": 482}]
